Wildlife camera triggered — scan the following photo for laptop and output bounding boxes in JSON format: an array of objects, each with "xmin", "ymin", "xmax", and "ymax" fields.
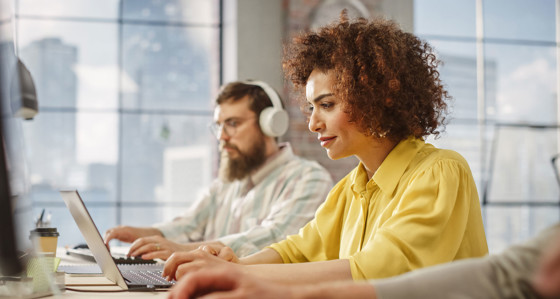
[
  {"xmin": 66, "ymin": 245, "xmax": 157, "ymax": 265},
  {"xmin": 60, "ymin": 190, "xmax": 175, "ymax": 290}
]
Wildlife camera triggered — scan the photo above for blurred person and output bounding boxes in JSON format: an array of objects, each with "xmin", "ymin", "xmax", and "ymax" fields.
[
  {"xmin": 162, "ymin": 13, "xmax": 487, "ymax": 283},
  {"xmin": 168, "ymin": 224, "xmax": 560, "ymax": 299},
  {"xmin": 104, "ymin": 80, "xmax": 333, "ymax": 260}
]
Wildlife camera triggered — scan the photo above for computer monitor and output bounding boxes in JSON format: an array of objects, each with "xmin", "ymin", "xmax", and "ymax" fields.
[
  {"xmin": 0, "ymin": 0, "xmax": 35, "ymax": 276},
  {"xmin": 0, "ymin": 2, "xmax": 21, "ymax": 276},
  {"xmin": 0, "ymin": 111, "xmax": 20, "ymax": 276}
]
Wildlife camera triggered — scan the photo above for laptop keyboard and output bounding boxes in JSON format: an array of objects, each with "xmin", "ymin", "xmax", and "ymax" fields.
[
  {"xmin": 121, "ymin": 269, "xmax": 175, "ymax": 286},
  {"xmin": 114, "ymin": 256, "xmax": 157, "ymax": 265},
  {"xmin": 67, "ymin": 248, "xmax": 157, "ymax": 265}
]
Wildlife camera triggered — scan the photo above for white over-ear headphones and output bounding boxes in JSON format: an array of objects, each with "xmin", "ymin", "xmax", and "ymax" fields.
[{"xmin": 243, "ymin": 80, "xmax": 289, "ymax": 137}]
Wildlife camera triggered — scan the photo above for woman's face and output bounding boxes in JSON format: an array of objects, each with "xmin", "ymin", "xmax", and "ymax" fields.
[{"xmin": 306, "ymin": 69, "xmax": 371, "ymax": 160}]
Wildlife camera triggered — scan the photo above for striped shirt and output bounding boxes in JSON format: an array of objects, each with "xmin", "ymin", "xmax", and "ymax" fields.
[{"xmin": 154, "ymin": 143, "xmax": 333, "ymax": 257}]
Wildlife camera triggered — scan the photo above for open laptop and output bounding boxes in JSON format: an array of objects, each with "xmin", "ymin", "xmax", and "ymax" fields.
[{"xmin": 60, "ymin": 190, "xmax": 175, "ymax": 290}]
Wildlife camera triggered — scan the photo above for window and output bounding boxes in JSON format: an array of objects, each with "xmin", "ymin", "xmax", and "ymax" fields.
[
  {"xmin": 416, "ymin": 0, "xmax": 559, "ymax": 252},
  {"xmin": 16, "ymin": 0, "xmax": 221, "ymax": 246}
]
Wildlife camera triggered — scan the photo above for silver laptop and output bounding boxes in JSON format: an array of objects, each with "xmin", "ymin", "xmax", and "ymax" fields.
[{"xmin": 60, "ymin": 190, "xmax": 175, "ymax": 290}]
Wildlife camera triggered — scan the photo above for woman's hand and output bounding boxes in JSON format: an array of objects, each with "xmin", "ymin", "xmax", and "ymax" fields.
[
  {"xmin": 163, "ymin": 248, "xmax": 242, "ymax": 281},
  {"xmin": 199, "ymin": 245, "xmax": 240, "ymax": 263}
]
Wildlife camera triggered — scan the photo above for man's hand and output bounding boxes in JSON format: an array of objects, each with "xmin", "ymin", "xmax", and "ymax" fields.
[
  {"xmin": 167, "ymin": 265, "xmax": 289, "ymax": 299},
  {"xmin": 163, "ymin": 248, "xmax": 240, "ymax": 281},
  {"xmin": 128, "ymin": 235, "xmax": 195, "ymax": 260},
  {"xmin": 167, "ymin": 263, "xmax": 377, "ymax": 299},
  {"xmin": 104, "ymin": 226, "xmax": 163, "ymax": 247}
]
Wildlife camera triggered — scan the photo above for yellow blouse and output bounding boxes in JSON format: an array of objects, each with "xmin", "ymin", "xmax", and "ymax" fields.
[{"xmin": 268, "ymin": 137, "xmax": 488, "ymax": 280}]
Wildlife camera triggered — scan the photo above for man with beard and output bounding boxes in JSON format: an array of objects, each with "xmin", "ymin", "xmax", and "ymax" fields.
[{"xmin": 104, "ymin": 80, "xmax": 333, "ymax": 260}]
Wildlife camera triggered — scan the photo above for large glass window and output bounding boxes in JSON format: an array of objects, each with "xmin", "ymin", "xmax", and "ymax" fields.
[
  {"xmin": 16, "ymin": 0, "xmax": 221, "ymax": 246},
  {"xmin": 483, "ymin": 0, "xmax": 555, "ymax": 42},
  {"xmin": 416, "ymin": 0, "xmax": 559, "ymax": 252},
  {"xmin": 414, "ymin": 0, "xmax": 476, "ymax": 38},
  {"xmin": 16, "ymin": 0, "xmax": 560, "ymax": 252}
]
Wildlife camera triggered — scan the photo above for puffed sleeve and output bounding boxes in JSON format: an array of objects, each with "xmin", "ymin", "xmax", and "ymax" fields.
[{"xmin": 349, "ymin": 158, "xmax": 487, "ymax": 279}]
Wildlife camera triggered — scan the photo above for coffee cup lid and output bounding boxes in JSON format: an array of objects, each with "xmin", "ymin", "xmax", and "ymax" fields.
[{"xmin": 30, "ymin": 227, "xmax": 59, "ymax": 237}]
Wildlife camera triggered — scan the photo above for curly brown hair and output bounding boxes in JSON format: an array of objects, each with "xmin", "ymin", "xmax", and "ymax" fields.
[{"xmin": 283, "ymin": 13, "xmax": 450, "ymax": 141}]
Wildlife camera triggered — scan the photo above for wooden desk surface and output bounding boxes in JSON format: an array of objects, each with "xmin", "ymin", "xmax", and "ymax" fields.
[{"xmin": 43, "ymin": 247, "xmax": 171, "ymax": 298}]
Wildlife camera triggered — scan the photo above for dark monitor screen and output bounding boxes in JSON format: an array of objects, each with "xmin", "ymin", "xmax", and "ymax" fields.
[
  {"xmin": 0, "ymin": 114, "xmax": 20, "ymax": 276},
  {"xmin": 0, "ymin": 0, "xmax": 32, "ymax": 276}
]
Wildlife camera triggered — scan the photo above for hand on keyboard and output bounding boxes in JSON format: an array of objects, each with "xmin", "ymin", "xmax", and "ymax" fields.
[{"xmin": 67, "ymin": 247, "xmax": 158, "ymax": 264}]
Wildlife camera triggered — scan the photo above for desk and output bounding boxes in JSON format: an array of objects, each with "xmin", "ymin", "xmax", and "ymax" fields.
[{"xmin": 44, "ymin": 248, "xmax": 170, "ymax": 298}]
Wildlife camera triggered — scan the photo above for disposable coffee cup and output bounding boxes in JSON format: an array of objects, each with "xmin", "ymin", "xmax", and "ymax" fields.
[{"xmin": 29, "ymin": 227, "xmax": 59, "ymax": 255}]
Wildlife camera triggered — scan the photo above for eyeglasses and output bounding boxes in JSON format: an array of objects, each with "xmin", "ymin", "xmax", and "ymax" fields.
[{"xmin": 209, "ymin": 117, "xmax": 256, "ymax": 139}]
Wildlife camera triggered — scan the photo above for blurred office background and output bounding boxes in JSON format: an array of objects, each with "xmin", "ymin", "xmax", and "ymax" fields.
[{"xmin": 7, "ymin": 0, "xmax": 560, "ymax": 253}]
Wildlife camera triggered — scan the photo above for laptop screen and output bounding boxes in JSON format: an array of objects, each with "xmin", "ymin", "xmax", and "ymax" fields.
[{"xmin": 60, "ymin": 190, "xmax": 130, "ymax": 289}]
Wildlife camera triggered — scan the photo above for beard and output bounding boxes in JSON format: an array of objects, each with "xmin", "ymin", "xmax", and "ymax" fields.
[{"xmin": 218, "ymin": 135, "xmax": 267, "ymax": 182}]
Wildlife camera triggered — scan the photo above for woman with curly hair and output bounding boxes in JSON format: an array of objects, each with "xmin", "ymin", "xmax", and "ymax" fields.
[{"xmin": 163, "ymin": 14, "xmax": 488, "ymax": 285}]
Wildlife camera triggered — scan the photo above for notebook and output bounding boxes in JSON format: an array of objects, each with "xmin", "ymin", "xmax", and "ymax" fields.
[
  {"xmin": 59, "ymin": 249, "xmax": 157, "ymax": 275},
  {"xmin": 60, "ymin": 190, "xmax": 175, "ymax": 290}
]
